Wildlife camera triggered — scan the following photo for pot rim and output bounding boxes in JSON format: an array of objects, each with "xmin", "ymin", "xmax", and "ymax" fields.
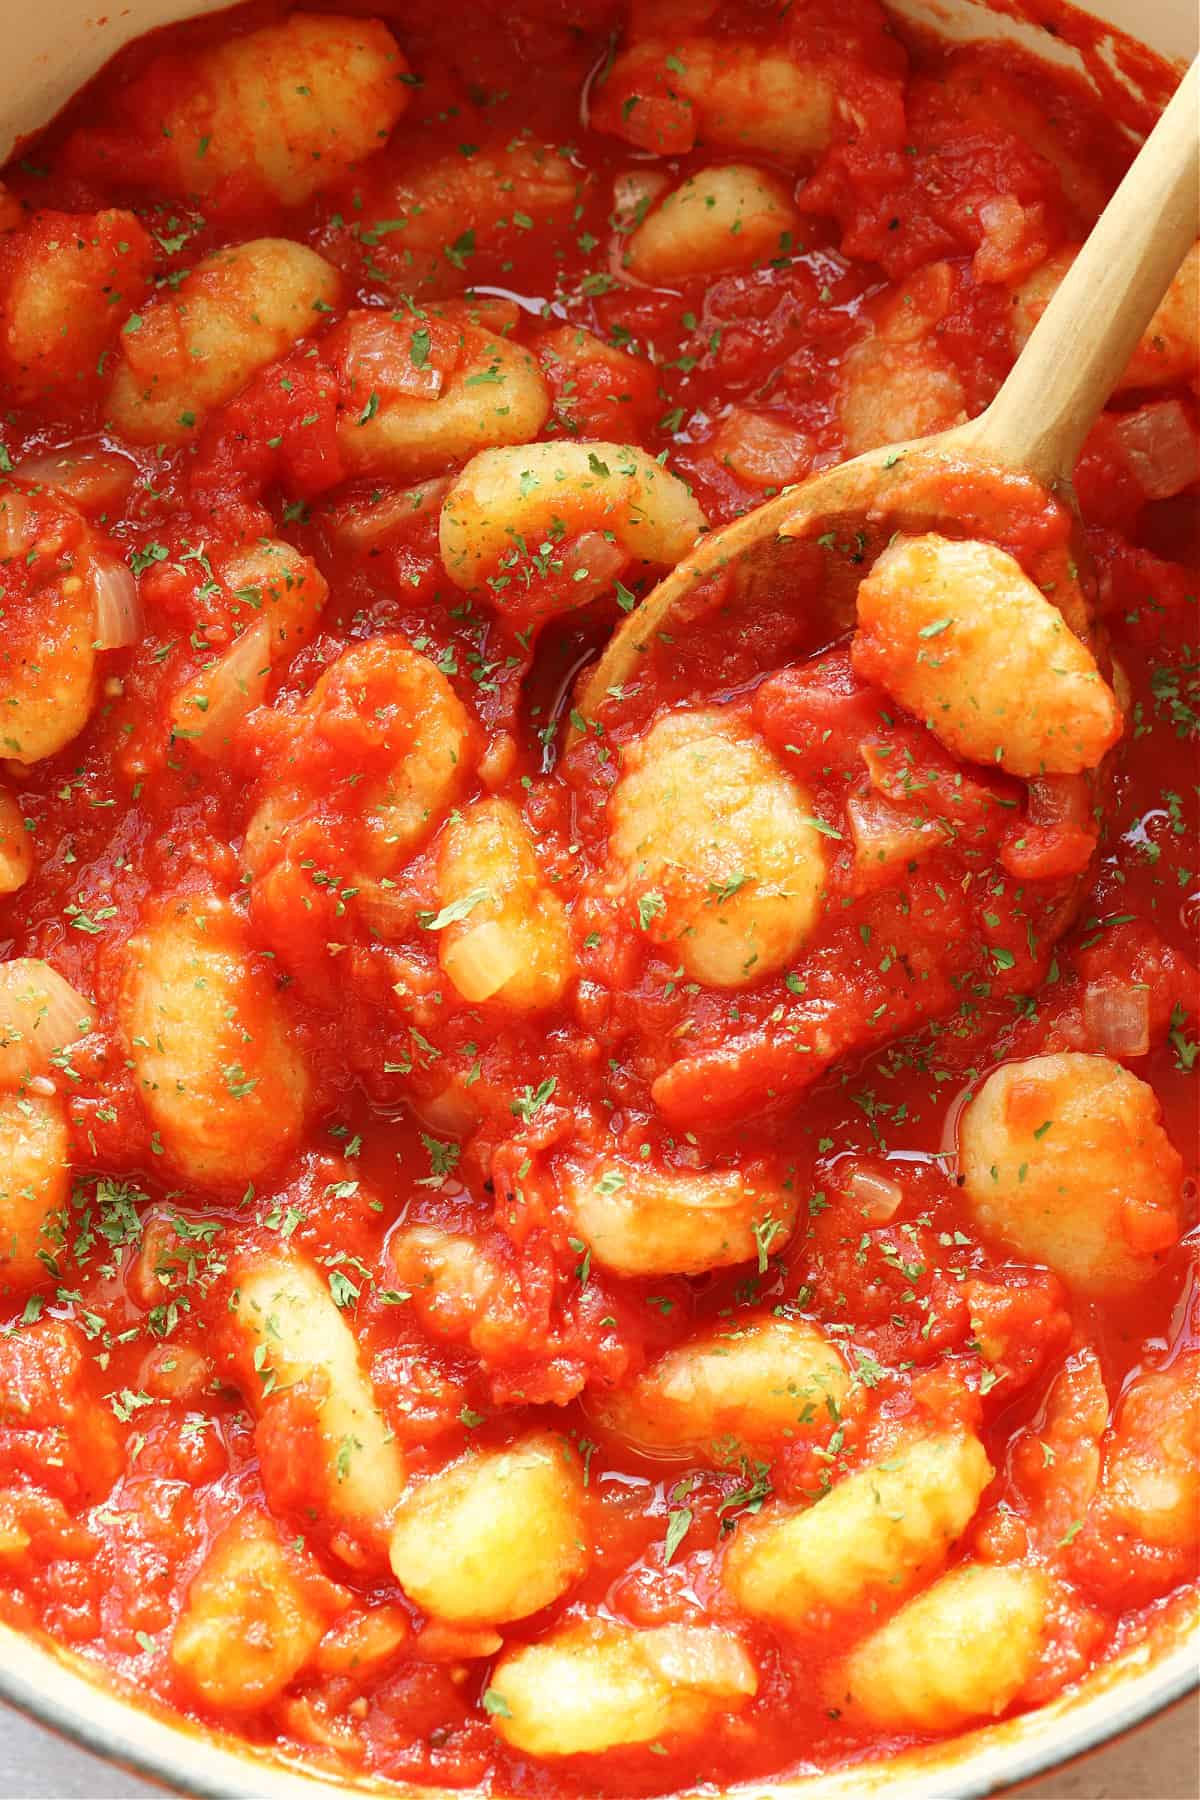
[{"xmin": 1, "ymin": 1611, "xmax": 1197, "ymax": 1800}]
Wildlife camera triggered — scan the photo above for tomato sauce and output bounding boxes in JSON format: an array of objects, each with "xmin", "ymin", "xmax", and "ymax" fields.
[{"xmin": 0, "ymin": 1, "xmax": 1195, "ymax": 1793}]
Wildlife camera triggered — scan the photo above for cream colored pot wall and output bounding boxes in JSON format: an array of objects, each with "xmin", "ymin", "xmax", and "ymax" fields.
[{"xmin": 0, "ymin": 1, "xmax": 1195, "ymax": 1796}]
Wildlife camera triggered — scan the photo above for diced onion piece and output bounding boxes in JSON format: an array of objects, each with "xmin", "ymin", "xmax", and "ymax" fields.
[
  {"xmin": 0, "ymin": 487, "xmax": 29, "ymax": 558},
  {"xmin": 612, "ymin": 169, "xmax": 669, "ymax": 234},
  {"xmin": 412, "ymin": 1081, "xmax": 481, "ymax": 1138},
  {"xmin": 330, "ymin": 479, "xmax": 451, "ymax": 550},
  {"xmin": 0, "ymin": 958, "xmax": 95, "ymax": 1087},
  {"xmin": 555, "ymin": 530, "xmax": 629, "ymax": 610},
  {"xmin": 334, "ymin": 310, "xmax": 445, "ymax": 402},
  {"xmin": 1083, "ymin": 982, "xmax": 1150, "ymax": 1058},
  {"xmin": 91, "ymin": 554, "xmax": 143, "ymax": 649},
  {"xmin": 637, "ymin": 1624, "xmax": 757, "ymax": 1695},
  {"xmin": 847, "ymin": 790, "xmax": 938, "ymax": 876},
  {"xmin": 174, "ymin": 619, "xmax": 272, "ymax": 758},
  {"xmin": 1027, "ymin": 774, "xmax": 1091, "ymax": 830},
  {"xmin": 356, "ymin": 880, "xmax": 419, "ymax": 940},
  {"xmin": 844, "ymin": 1165, "xmax": 904, "ymax": 1224},
  {"xmin": 1115, "ymin": 401, "xmax": 1200, "ymax": 501},
  {"xmin": 19, "ymin": 449, "xmax": 137, "ymax": 514},
  {"xmin": 441, "ymin": 919, "xmax": 523, "ymax": 1003}
]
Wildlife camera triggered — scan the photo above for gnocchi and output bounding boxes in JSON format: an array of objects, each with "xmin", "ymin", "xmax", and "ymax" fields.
[
  {"xmin": 0, "ymin": 789, "xmax": 30, "ymax": 893},
  {"xmin": 959, "ymin": 1053, "xmax": 1183, "ymax": 1296},
  {"xmin": 723, "ymin": 1431, "xmax": 993, "ymax": 1625},
  {"xmin": 625, "ymin": 164, "xmax": 799, "ymax": 283},
  {"xmin": 596, "ymin": 1314, "xmax": 848, "ymax": 1458},
  {"xmin": 0, "ymin": 1090, "xmax": 69, "ymax": 1294},
  {"xmin": 171, "ymin": 1509, "xmax": 347, "ymax": 1711},
  {"xmin": 852, "ymin": 534, "xmax": 1122, "ymax": 777},
  {"xmin": 348, "ymin": 139, "xmax": 579, "ymax": 294},
  {"xmin": 0, "ymin": 210, "xmax": 152, "ymax": 403},
  {"xmin": 607, "ymin": 708, "xmax": 827, "ymax": 987},
  {"xmin": 827, "ymin": 1564, "xmax": 1050, "ymax": 1731},
  {"xmin": 1012, "ymin": 243, "xmax": 1199, "ymax": 391},
  {"xmin": 107, "ymin": 238, "xmax": 341, "ymax": 444},
  {"xmin": 330, "ymin": 311, "xmax": 551, "ymax": 481},
  {"xmin": 81, "ymin": 15, "xmax": 409, "ymax": 207},
  {"xmin": 435, "ymin": 798, "xmax": 574, "ymax": 1011},
  {"xmin": 439, "ymin": 441, "xmax": 704, "ymax": 592},
  {"xmin": 229, "ymin": 1251, "xmax": 406, "ymax": 1552},
  {"xmin": 0, "ymin": 958, "xmax": 95, "ymax": 1088},
  {"xmin": 169, "ymin": 540, "xmax": 329, "ymax": 754},
  {"xmin": 490, "ymin": 1618, "xmax": 757, "ymax": 1756},
  {"xmin": 388, "ymin": 1433, "xmax": 587, "ymax": 1623},
  {"xmin": 558, "ymin": 1152, "xmax": 797, "ymax": 1278},
  {"xmin": 119, "ymin": 895, "xmax": 310, "ymax": 1187},
  {"xmin": 1074, "ymin": 1355, "xmax": 1200, "ymax": 1601},
  {"xmin": 243, "ymin": 635, "xmax": 474, "ymax": 881}
]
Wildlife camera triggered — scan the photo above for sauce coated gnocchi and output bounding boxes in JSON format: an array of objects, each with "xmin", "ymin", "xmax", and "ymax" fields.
[
  {"xmin": 959, "ymin": 1053, "xmax": 1183, "ymax": 1296},
  {"xmin": 607, "ymin": 708, "xmax": 827, "ymax": 987}
]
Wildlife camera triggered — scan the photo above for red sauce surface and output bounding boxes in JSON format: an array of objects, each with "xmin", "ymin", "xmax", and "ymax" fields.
[{"xmin": 0, "ymin": 1, "xmax": 1195, "ymax": 1792}]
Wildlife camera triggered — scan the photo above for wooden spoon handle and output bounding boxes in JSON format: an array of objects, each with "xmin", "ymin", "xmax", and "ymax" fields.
[{"xmin": 970, "ymin": 55, "xmax": 1199, "ymax": 485}]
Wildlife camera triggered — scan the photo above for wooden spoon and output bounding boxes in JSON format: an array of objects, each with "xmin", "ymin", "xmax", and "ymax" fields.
[{"xmin": 571, "ymin": 56, "xmax": 1199, "ymax": 734}]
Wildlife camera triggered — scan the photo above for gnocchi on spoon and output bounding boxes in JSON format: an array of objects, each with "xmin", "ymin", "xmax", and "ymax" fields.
[{"xmin": 573, "ymin": 57, "xmax": 1199, "ymax": 742}]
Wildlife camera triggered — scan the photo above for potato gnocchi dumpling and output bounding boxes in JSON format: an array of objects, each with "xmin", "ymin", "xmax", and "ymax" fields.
[
  {"xmin": 120, "ymin": 895, "xmax": 310, "ymax": 1186},
  {"xmin": 88, "ymin": 15, "xmax": 409, "ymax": 207},
  {"xmin": 0, "ymin": 957, "xmax": 95, "ymax": 1088},
  {"xmin": 348, "ymin": 139, "xmax": 579, "ymax": 294},
  {"xmin": 708, "ymin": 406, "xmax": 812, "ymax": 488},
  {"xmin": 243, "ymin": 635, "xmax": 473, "ymax": 880},
  {"xmin": 0, "ymin": 209, "xmax": 152, "ymax": 402},
  {"xmin": 959, "ymin": 1053, "xmax": 1183, "ymax": 1296},
  {"xmin": 330, "ymin": 313, "xmax": 551, "ymax": 481},
  {"xmin": 853, "ymin": 534, "xmax": 1122, "ymax": 778},
  {"xmin": 0, "ymin": 789, "xmax": 31, "ymax": 893},
  {"xmin": 388, "ymin": 1433, "xmax": 587, "ymax": 1624},
  {"xmin": 559, "ymin": 1153, "xmax": 797, "ymax": 1278},
  {"xmin": 723, "ymin": 1431, "xmax": 993, "ymax": 1626},
  {"xmin": 171, "ymin": 1509, "xmax": 347, "ymax": 1712},
  {"xmin": 608, "ymin": 708, "xmax": 826, "ymax": 987},
  {"xmin": 827, "ymin": 1564, "xmax": 1050, "ymax": 1731},
  {"xmin": 107, "ymin": 238, "xmax": 341, "ymax": 444},
  {"xmin": 230, "ymin": 1252, "xmax": 406, "ymax": 1551},
  {"xmin": 625, "ymin": 164, "xmax": 799, "ymax": 283},
  {"xmin": 0, "ymin": 1090, "xmax": 69, "ymax": 1294},
  {"xmin": 0, "ymin": 481, "xmax": 119, "ymax": 765},
  {"xmin": 168, "ymin": 540, "xmax": 329, "ymax": 753},
  {"xmin": 596, "ymin": 1314, "xmax": 848, "ymax": 1458},
  {"xmin": 1072, "ymin": 1355, "xmax": 1200, "ymax": 1602},
  {"xmin": 1096, "ymin": 1360, "xmax": 1199, "ymax": 1557},
  {"xmin": 439, "ymin": 440, "xmax": 704, "ymax": 591},
  {"xmin": 536, "ymin": 324, "xmax": 658, "ymax": 438},
  {"xmin": 839, "ymin": 263, "xmax": 968, "ymax": 456},
  {"xmin": 435, "ymin": 798, "xmax": 574, "ymax": 1011},
  {"xmin": 592, "ymin": 37, "xmax": 836, "ymax": 161},
  {"xmin": 1012, "ymin": 242, "xmax": 1199, "ymax": 391},
  {"xmin": 490, "ymin": 1618, "xmax": 758, "ymax": 1757}
]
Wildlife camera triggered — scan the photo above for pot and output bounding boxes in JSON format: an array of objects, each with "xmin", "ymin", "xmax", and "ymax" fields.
[{"xmin": 0, "ymin": 2, "xmax": 1196, "ymax": 1795}]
